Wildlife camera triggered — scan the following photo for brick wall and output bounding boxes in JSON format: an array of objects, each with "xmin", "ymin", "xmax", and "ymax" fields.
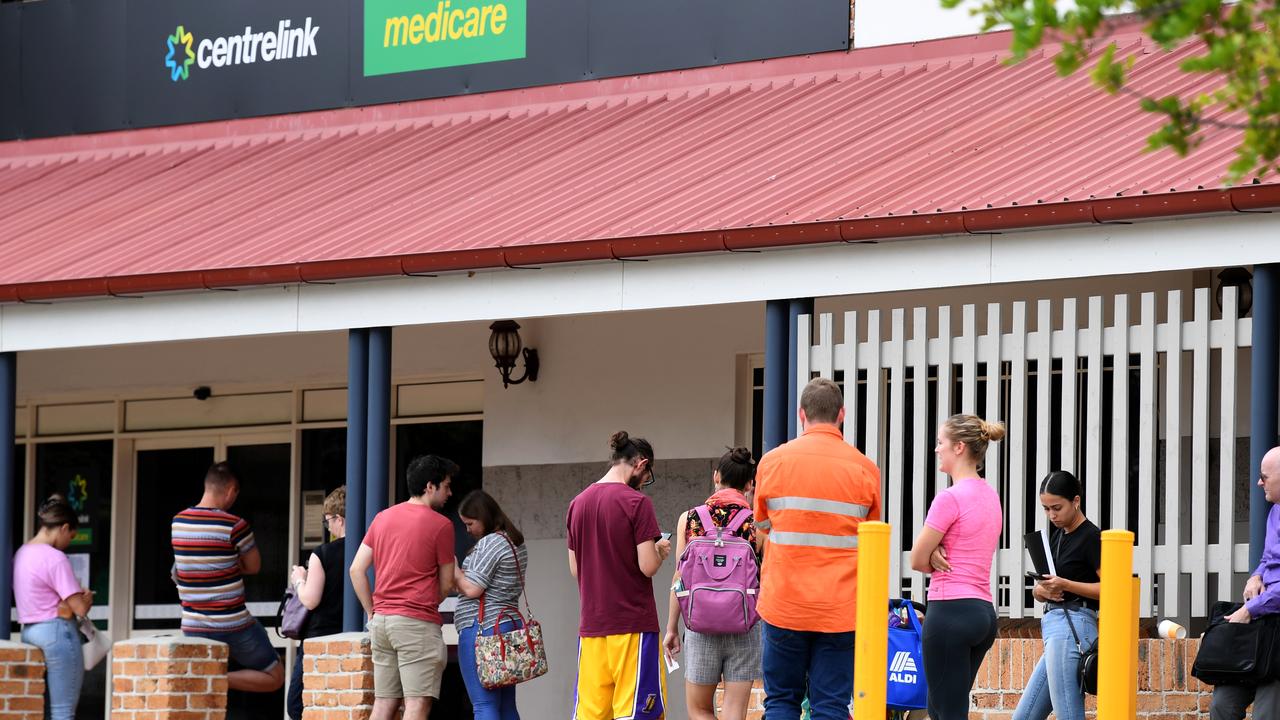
[
  {"xmin": 712, "ymin": 639, "xmax": 1225, "ymax": 720},
  {"xmin": 971, "ymin": 638, "xmax": 1224, "ymax": 720},
  {"xmin": 301, "ymin": 632, "xmax": 375, "ymax": 720},
  {"xmin": 0, "ymin": 640, "xmax": 45, "ymax": 720},
  {"xmin": 110, "ymin": 637, "xmax": 229, "ymax": 720}
]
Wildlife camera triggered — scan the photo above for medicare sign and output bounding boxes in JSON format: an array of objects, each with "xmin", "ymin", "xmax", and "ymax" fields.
[
  {"xmin": 364, "ymin": 0, "xmax": 526, "ymax": 77},
  {"xmin": 2, "ymin": 0, "xmax": 848, "ymax": 140}
]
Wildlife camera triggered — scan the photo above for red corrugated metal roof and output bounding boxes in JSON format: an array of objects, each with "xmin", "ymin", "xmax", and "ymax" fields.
[{"xmin": 1, "ymin": 24, "xmax": 1277, "ymax": 302}]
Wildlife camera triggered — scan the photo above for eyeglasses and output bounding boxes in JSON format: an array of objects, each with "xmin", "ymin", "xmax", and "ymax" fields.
[
  {"xmin": 641, "ymin": 460, "xmax": 657, "ymax": 488},
  {"xmin": 322, "ymin": 515, "xmax": 342, "ymax": 532}
]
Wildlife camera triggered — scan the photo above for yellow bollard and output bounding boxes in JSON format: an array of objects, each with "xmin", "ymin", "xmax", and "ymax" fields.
[
  {"xmin": 1128, "ymin": 575, "xmax": 1140, "ymax": 719},
  {"xmin": 853, "ymin": 521, "xmax": 891, "ymax": 719},
  {"xmin": 1098, "ymin": 530, "xmax": 1135, "ymax": 720}
]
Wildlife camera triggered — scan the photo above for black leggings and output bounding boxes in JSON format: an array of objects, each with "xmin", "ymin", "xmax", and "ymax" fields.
[{"xmin": 921, "ymin": 598, "xmax": 998, "ymax": 720}]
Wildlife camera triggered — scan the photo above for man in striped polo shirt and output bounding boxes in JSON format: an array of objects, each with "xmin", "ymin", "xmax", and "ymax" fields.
[{"xmin": 171, "ymin": 462, "xmax": 284, "ymax": 692}]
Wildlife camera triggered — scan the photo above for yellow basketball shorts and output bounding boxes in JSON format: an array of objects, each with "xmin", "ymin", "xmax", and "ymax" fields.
[{"xmin": 573, "ymin": 632, "xmax": 667, "ymax": 720}]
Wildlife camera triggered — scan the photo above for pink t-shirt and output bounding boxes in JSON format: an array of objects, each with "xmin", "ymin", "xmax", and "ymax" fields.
[
  {"xmin": 924, "ymin": 477, "xmax": 1003, "ymax": 602},
  {"xmin": 13, "ymin": 543, "xmax": 81, "ymax": 624}
]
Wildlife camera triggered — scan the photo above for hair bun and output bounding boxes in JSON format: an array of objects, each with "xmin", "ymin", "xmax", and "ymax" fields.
[
  {"xmin": 609, "ymin": 431, "xmax": 631, "ymax": 452},
  {"xmin": 981, "ymin": 421, "xmax": 1007, "ymax": 443},
  {"xmin": 728, "ymin": 446, "xmax": 754, "ymax": 465},
  {"xmin": 39, "ymin": 494, "xmax": 67, "ymax": 511}
]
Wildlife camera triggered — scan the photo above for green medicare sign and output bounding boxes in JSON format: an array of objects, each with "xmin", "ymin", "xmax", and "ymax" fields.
[{"xmin": 364, "ymin": 0, "xmax": 526, "ymax": 77}]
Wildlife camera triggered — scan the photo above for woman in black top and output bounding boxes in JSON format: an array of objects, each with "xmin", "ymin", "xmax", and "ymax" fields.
[
  {"xmin": 1011, "ymin": 471, "xmax": 1101, "ymax": 720},
  {"xmin": 287, "ymin": 486, "xmax": 347, "ymax": 720}
]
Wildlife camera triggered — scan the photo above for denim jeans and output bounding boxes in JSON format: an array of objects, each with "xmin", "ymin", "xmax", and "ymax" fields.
[
  {"xmin": 458, "ymin": 619, "xmax": 522, "ymax": 720},
  {"xmin": 287, "ymin": 643, "xmax": 305, "ymax": 720},
  {"xmin": 21, "ymin": 618, "xmax": 84, "ymax": 720},
  {"xmin": 761, "ymin": 621, "xmax": 854, "ymax": 720},
  {"xmin": 1011, "ymin": 607, "xmax": 1098, "ymax": 720}
]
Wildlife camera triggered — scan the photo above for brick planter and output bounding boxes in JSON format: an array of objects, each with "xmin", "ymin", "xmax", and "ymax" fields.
[
  {"xmin": 110, "ymin": 637, "xmax": 229, "ymax": 720},
  {"xmin": 972, "ymin": 637, "xmax": 1223, "ymax": 719},
  {"xmin": 711, "ymin": 638, "xmax": 1226, "ymax": 720},
  {"xmin": 301, "ymin": 632, "xmax": 375, "ymax": 720},
  {"xmin": 0, "ymin": 640, "xmax": 46, "ymax": 720}
]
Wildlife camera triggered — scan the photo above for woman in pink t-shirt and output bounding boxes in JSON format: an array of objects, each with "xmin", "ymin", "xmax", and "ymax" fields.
[
  {"xmin": 909, "ymin": 414, "xmax": 1006, "ymax": 720},
  {"xmin": 13, "ymin": 496, "xmax": 93, "ymax": 720}
]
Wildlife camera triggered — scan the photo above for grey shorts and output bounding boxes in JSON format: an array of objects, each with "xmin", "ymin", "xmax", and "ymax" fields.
[{"xmin": 684, "ymin": 622, "xmax": 763, "ymax": 686}]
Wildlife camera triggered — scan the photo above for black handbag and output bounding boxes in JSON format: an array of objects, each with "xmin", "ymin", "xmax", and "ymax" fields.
[
  {"xmin": 1192, "ymin": 601, "xmax": 1280, "ymax": 686},
  {"xmin": 1062, "ymin": 606, "xmax": 1099, "ymax": 695}
]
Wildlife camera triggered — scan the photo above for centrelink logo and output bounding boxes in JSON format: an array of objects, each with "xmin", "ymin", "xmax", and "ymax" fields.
[
  {"xmin": 889, "ymin": 651, "xmax": 918, "ymax": 684},
  {"xmin": 166, "ymin": 18, "xmax": 320, "ymax": 82}
]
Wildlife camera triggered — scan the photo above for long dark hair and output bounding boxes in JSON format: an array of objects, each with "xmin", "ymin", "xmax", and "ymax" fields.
[
  {"xmin": 37, "ymin": 495, "xmax": 79, "ymax": 532},
  {"xmin": 457, "ymin": 490, "xmax": 524, "ymax": 547},
  {"xmin": 1039, "ymin": 470, "xmax": 1083, "ymax": 502},
  {"xmin": 716, "ymin": 446, "xmax": 756, "ymax": 491}
]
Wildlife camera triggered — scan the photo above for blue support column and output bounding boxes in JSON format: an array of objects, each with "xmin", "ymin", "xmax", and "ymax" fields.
[
  {"xmin": 764, "ymin": 300, "xmax": 789, "ymax": 453},
  {"xmin": 787, "ymin": 298, "xmax": 814, "ymax": 440},
  {"xmin": 0, "ymin": 354, "xmax": 14, "ymax": 623},
  {"xmin": 365, "ymin": 327, "xmax": 392, "ymax": 529},
  {"xmin": 343, "ymin": 329, "xmax": 369, "ymax": 633},
  {"xmin": 1251, "ymin": 264, "xmax": 1280, "ymax": 569}
]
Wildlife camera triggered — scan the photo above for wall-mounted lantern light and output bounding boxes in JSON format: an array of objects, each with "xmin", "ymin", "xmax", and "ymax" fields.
[
  {"xmin": 488, "ymin": 320, "xmax": 539, "ymax": 389},
  {"xmin": 1216, "ymin": 267, "xmax": 1253, "ymax": 316}
]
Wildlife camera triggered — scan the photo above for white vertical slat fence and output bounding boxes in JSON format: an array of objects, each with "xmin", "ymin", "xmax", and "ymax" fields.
[{"xmin": 799, "ymin": 288, "xmax": 1252, "ymax": 619}]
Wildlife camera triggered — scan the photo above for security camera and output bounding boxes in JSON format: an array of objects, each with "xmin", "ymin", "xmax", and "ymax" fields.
[{"xmin": 193, "ymin": 386, "xmax": 212, "ymax": 401}]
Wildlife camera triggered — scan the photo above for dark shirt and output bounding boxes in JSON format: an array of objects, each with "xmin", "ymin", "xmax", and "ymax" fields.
[
  {"xmin": 567, "ymin": 482, "xmax": 662, "ymax": 637},
  {"xmin": 304, "ymin": 537, "xmax": 345, "ymax": 639},
  {"xmin": 1050, "ymin": 520, "xmax": 1101, "ymax": 611}
]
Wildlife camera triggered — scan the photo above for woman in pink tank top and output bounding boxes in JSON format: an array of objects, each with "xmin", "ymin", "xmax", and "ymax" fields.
[{"xmin": 909, "ymin": 414, "xmax": 1006, "ymax": 720}]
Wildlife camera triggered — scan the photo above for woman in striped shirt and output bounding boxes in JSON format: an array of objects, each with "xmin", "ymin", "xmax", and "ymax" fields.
[{"xmin": 453, "ymin": 490, "xmax": 529, "ymax": 720}]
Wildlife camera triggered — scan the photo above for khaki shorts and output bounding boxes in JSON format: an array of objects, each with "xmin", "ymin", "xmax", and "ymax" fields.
[{"xmin": 368, "ymin": 614, "xmax": 446, "ymax": 699}]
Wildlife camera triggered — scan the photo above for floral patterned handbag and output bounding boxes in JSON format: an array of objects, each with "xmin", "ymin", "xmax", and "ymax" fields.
[{"xmin": 474, "ymin": 533, "xmax": 549, "ymax": 689}]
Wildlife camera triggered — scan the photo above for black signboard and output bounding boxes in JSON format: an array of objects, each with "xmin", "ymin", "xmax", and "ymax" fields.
[{"xmin": 0, "ymin": 0, "xmax": 849, "ymax": 140}]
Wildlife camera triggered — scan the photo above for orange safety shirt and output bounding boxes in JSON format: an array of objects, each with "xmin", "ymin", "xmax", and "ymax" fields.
[{"xmin": 753, "ymin": 423, "xmax": 882, "ymax": 633}]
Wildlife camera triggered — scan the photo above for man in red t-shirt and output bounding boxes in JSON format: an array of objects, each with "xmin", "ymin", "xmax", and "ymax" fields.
[
  {"xmin": 567, "ymin": 431, "xmax": 672, "ymax": 720},
  {"xmin": 350, "ymin": 455, "xmax": 457, "ymax": 720}
]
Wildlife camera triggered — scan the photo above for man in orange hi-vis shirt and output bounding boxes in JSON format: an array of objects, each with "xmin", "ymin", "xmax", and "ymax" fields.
[{"xmin": 753, "ymin": 377, "xmax": 882, "ymax": 720}]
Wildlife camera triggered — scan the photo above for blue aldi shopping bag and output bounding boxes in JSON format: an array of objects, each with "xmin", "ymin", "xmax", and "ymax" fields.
[{"xmin": 886, "ymin": 599, "xmax": 927, "ymax": 710}]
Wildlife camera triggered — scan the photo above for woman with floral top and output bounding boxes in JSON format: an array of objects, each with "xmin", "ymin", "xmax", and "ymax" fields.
[{"xmin": 663, "ymin": 447, "xmax": 763, "ymax": 720}]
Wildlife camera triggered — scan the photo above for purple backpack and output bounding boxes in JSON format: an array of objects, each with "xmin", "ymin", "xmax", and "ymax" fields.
[{"xmin": 676, "ymin": 506, "xmax": 760, "ymax": 635}]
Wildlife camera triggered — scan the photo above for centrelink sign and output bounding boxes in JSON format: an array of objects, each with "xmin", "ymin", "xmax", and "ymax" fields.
[
  {"xmin": 0, "ymin": 0, "xmax": 851, "ymax": 140},
  {"xmin": 165, "ymin": 17, "xmax": 320, "ymax": 81}
]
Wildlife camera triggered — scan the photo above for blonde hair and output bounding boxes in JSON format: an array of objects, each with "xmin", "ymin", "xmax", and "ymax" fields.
[
  {"xmin": 323, "ymin": 485, "xmax": 346, "ymax": 518},
  {"xmin": 942, "ymin": 414, "xmax": 1007, "ymax": 470}
]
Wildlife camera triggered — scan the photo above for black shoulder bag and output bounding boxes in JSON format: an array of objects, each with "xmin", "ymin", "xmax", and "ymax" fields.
[
  {"xmin": 1054, "ymin": 530, "xmax": 1099, "ymax": 695},
  {"xmin": 1192, "ymin": 601, "xmax": 1280, "ymax": 685},
  {"xmin": 1062, "ymin": 606, "xmax": 1099, "ymax": 695}
]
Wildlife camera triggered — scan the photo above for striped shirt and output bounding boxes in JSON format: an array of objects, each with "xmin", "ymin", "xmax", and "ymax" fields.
[
  {"xmin": 172, "ymin": 507, "xmax": 257, "ymax": 634},
  {"xmin": 453, "ymin": 532, "xmax": 529, "ymax": 632}
]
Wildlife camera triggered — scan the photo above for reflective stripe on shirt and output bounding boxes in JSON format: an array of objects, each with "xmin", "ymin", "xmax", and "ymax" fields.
[
  {"xmin": 768, "ymin": 531, "xmax": 860, "ymax": 549},
  {"xmin": 766, "ymin": 496, "xmax": 871, "ymax": 518}
]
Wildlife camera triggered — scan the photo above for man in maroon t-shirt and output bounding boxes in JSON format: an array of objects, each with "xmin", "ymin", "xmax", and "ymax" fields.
[
  {"xmin": 567, "ymin": 431, "xmax": 672, "ymax": 720},
  {"xmin": 350, "ymin": 455, "xmax": 456, "ymax": 720}
]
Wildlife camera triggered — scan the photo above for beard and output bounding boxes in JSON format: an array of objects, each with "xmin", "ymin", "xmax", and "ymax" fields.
[{"xmin": 626, "ymin": 474, "xmax": 646, "ymax": 490}]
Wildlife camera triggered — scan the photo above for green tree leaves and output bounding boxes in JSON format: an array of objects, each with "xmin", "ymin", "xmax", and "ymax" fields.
[{"xmin": 942, "ymin": 0, "xmax": 1280, "ymax": 180}]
